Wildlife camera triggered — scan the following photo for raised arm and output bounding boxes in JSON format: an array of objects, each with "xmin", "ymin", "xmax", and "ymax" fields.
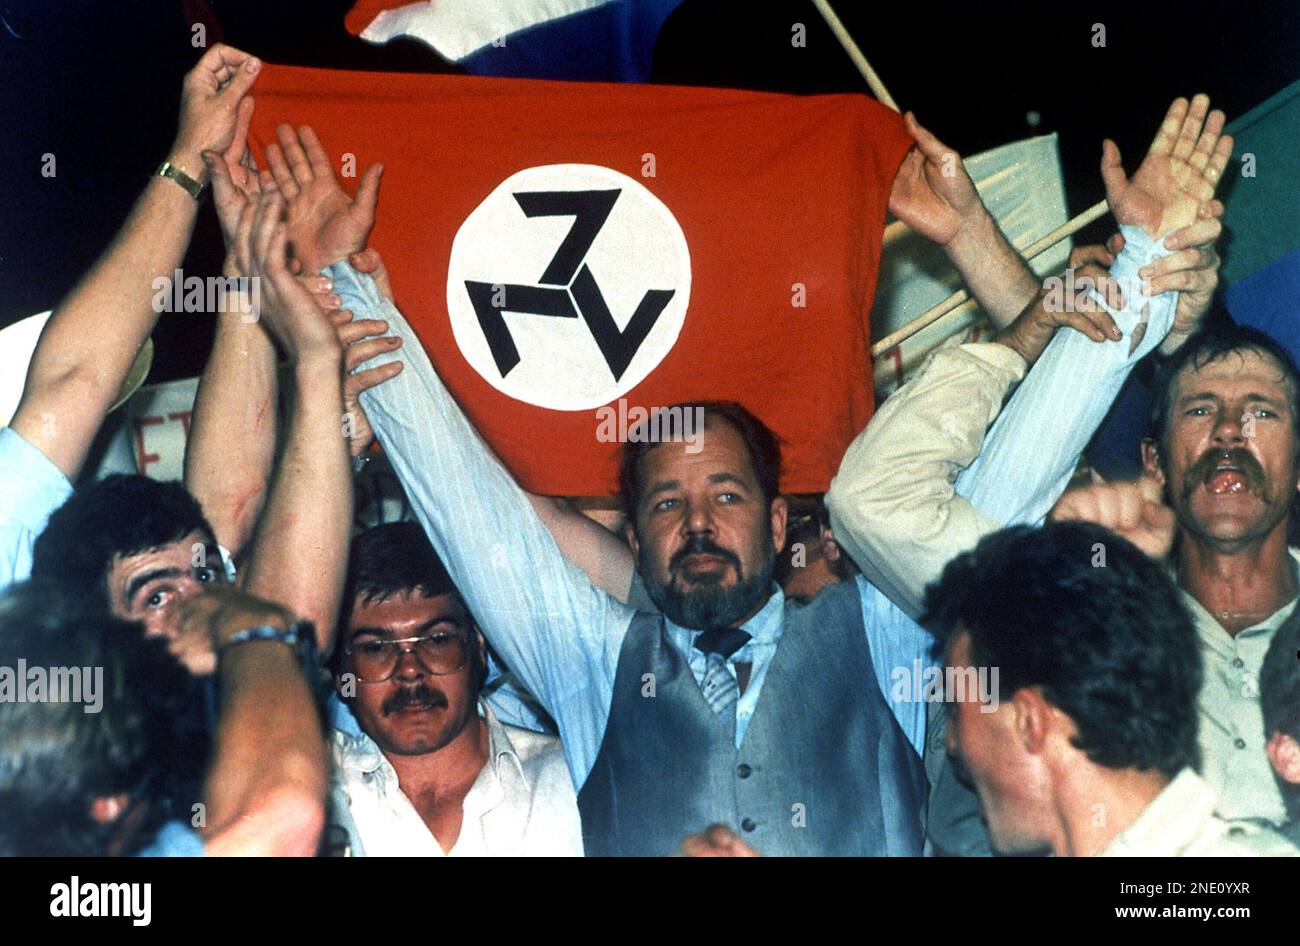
[
  {"xmin": 957, "ymin": 95, "xmax": 1231, "ymax": 524},
  {"xmin": 178, "ymin": 585, "xmax": 328, "ymax": 857},
  {"xmin": 10, "ymin": 45, "xmax": 260, "ymax": 480},
  {"xmin": 830, "ymin": 96, "xmax": 1230, "ymax": 617},
  {"xmin": 229, "ymin": 189, "xmax": 356, "ymax": 657},
  {"xmin": 185, "ymin": 147, "xmax": 279, "ymax": 558},
  {"xmin": 887, "ymin": 112, "xmax": 1039, "ymax": 329}
]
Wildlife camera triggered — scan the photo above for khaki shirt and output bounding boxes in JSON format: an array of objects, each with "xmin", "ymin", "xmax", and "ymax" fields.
[
  {"xmin": 1182, "ymin": 549, "xmax": 1300, "ymax": 825},
  {"xmin": 1103, "ymin": 769, "xmax": 1298, "ymax": 856}
]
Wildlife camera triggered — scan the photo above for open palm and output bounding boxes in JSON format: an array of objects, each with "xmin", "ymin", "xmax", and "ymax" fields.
[
  {"xmin": 265, "ymin": 124, "xmax": 383, "ymax": 276},
  {"xmin": 1102, "ymin": 95, "xmax": 1232, "ymax": 238}
]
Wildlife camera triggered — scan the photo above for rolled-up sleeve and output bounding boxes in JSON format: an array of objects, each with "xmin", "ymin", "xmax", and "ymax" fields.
[{"xmin": 827, "ymin": 343, "xmax": 1025, "ymax": 618}]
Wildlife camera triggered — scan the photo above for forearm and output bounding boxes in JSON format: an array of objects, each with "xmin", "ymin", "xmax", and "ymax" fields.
[
  {"xmin": 826, "ymin": 343, "xmax": 1024, "ymax": 617},
  {"xmin": 944, "ymin": 210, "xmax": 1040, "ymax": 330},
  {"xmin": 202, "ymin": 641, "xmax": 327, "ymax": 856},
  {"xmin": 956, "ymin": 224, "xmax": 1177, "ymax": 525},
  {"xmin": 239, "ymin": 354, "xmax": 351, "ymax": 656},
  {"xmin": 185, "ymin": 301, "xmax": 279, "ymax": 558},
  {"xmin": 11, "ymin": 171, "xmax": 201, "ymax": 479}
]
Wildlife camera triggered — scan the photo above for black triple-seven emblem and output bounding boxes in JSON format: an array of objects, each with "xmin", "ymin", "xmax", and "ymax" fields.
[{"xmin": 464, "ymin": 190, "xmax": 675, "ymax": 381}]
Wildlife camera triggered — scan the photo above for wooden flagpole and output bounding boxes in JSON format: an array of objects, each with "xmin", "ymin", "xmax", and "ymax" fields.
[
  {"xmin": 810, "ymin": 0, "xmax": 899, "ymax": 111},
  {"xmin": 811, "ymin": 0, "xmax": 1112, "ymax": 357}
]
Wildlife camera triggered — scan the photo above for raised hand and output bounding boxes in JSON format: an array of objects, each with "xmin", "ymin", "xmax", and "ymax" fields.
[
  {"xmin": 327, "ymin": 305, "xmax": 403, "ymax": 458},
  {"xmin": 204, "ymin": 134, "xmax": 262, "ymax": 250},
  {"xmin": 265, "ymin": 124, "xmax": 383, "ymax": 276},
  {"xmin": 887, "ymin": 112, "xmax": 985, "ymax": 248},
  {"xmin": 1049, "ymin": 474, "xmax": 1175, "ymax": 562},
  {"xmin": 236, "ymin": 188, "xmax": 342, "ymax": 364},
  {"xmin": 994, "ymin": 258, "xmax": 1125, "ymax": 366},
  {"xmin": 333, "ymin": 248, "xmax": 403, "ymax": 457},
  {"xmin": 1101, "ymin": 95, "xmax": 1232, "ymax": 238},
  {"xmin": 169, "ymin": 44, "xmax": 261, "ymax": 184}
]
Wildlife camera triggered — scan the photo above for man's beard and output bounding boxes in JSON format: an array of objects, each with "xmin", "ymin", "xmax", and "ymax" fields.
[{"xmin": 641, "ymin": 532, "xmax": 777, "ymax": 630}]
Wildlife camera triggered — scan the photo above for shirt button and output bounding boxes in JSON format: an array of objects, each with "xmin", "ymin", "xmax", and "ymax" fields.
[
  {"xmin": 737, "ymin": 763, "xmax": 753, "ymax": 779},
  {"xmin": 1234, "ymin": 738, "xmax": 1247, "ymax": 749},
  {"xmin": 741, "ymin": 817, "xmax": 757, "ymax": 833},
  {"xmin": 1232, "ymin": 658, "xmax": 1244, "ymax": 669}
]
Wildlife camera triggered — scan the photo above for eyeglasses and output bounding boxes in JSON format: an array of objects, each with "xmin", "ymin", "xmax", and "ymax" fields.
[{"xmin": 343, "ymin": 631, "xmax": 469, "ymax": 682}]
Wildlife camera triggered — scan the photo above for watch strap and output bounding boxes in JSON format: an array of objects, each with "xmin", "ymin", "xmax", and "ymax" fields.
[{"xmin": 155, "ymin": 160, "xmax": 205, "ymax": 201}]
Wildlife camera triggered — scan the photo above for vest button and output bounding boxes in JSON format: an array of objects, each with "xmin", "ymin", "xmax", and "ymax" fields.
[
  {"xmin": 737, "ymin": 763, "xmax": 752, "ymax": 779},
  {"xmin": 740, "ymin": 818, "xmax": 757, "ymax": 832}
]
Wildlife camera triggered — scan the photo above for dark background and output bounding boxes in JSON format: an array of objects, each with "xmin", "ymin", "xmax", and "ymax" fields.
[{"xmin": 2, "ymin": 0, "xmax": 1297, "ymax": 383}]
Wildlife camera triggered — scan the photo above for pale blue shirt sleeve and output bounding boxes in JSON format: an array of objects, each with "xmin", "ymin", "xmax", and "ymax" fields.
[
  {"xmin": 858, "ymin": 573, "xmax": 930, "ymax": 757},
  {"xmin": 858, "ymin": 226, "xmax": 1180, "ymax": 760},
  {"xmin": 136, "ymin": 819, "xmax": 205, "ymax": 857},
  {"xmin": 0, "ymin": 425, "xmax": 73, "ymax": 590},
  {"xmin": 328, "ymin": 262, "xmax": 631, "ymax": 789},
  {"xmin": 955, "ymin": 225, "xmax": 1177, "ymax": 524}
]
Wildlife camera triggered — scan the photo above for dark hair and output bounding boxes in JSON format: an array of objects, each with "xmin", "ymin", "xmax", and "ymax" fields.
[
  {"xmin": 1260, "ymin": 614, "xmax": 1300, "ymax": 819},
  {"xmin": 921, "ymin": 521, "xmax": 1202, "ymax": 778},
  {"xmin": 0, "ymin": 581, "xmax": 209, "ymax": 856},
  {"xmin": 338, "ymin": 522, "xmax": 483, "ymax": 686},
  {"xmin": 32, "ymin": 474, "xmax": 215, "ymax": 612},
  {"xmin": 618, "ymin": 401, "xmax": 782, "ymax": 525},
  {"xmin": 1149, "ymin": 321, "xmax": 1300, "ymax": 448},
  {"xmin": 342, "ymin": 521, "xmax": 461, "ymax": 620}
]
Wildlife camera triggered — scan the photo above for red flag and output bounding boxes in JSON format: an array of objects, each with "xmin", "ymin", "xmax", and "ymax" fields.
[{"xmin": 249, "ymin": 66, "xmax": 911, "ymax": 496}]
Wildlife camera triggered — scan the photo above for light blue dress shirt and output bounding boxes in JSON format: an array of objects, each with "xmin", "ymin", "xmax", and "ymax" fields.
[{"xmin": 0, "ymin": 425, "xmax": 73, "ymax": 590}]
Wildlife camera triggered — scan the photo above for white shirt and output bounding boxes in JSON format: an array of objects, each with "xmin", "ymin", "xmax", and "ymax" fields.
[
  {"xmin": 331, "ymin": 702, "xmax": 583, "ymax": 856},
  {"xmin": 1102, "ymin": 768, "xmax": 1299, "ymax": 857}
]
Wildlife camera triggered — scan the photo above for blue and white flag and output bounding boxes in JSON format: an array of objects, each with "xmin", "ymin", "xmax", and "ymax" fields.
[{"xmin": 347, "ymin": 0, "xmax": 684, "ymax": 82}]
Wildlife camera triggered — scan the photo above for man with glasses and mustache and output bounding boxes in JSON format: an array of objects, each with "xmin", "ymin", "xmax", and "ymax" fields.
[{"xmin": 328, "ymin": 522, "xmax": 582, "ymax": 856}]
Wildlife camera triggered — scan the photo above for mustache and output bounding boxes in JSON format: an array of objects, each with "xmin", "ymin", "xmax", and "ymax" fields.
[
  {"xmin": 382, "ymin": 683, "xmax": 448, "ymax": 716},
  {"xmin": 669, "ymin": 535, "xmax": 742, "ymax": 574},
  {"xmin": 1181, "ymin": 447, "xmax": 1266, "ymax": 499}
]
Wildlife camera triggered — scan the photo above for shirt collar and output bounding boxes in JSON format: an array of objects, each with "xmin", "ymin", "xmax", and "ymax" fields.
[
  {"xmin": 480, "ymin": 702, "xmax": 528, "ymax": 790},
  {"xmin": 1102, "ymin": 768, "xmax": 1216, "ymax": 856},
  {"xmin": 664, "ymin": 582, "xmax": 786, "ymax": 651}
]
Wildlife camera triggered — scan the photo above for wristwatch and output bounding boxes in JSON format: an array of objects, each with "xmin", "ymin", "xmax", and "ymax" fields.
[
  {"xmin": 155, "ymin": 160, "xmax": 206, "ymax": 201},
  {"xmin": 218, "ymin": 620, "xmax": 316, "ymax": 666}
]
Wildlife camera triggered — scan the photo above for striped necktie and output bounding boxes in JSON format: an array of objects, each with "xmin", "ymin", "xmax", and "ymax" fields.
[{"xmin": 694, "ymin": 627, "xmax": 752, "ymax": 721}]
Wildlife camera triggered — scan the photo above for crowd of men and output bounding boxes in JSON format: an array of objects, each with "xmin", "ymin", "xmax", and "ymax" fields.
[{"xmin": 1, "ymin": 43, "xmax": 1297, "ymax": 858}]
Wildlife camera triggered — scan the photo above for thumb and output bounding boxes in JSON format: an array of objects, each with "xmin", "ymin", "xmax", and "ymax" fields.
[
  {"xmin": 225, "ymin": 96, "xmax": 255, "ymax": 161},
  {"xmin": 353, "ymin": 163, "xmax": 384, "ymax": 223},
  {"xmin": 1100, "ymin": 139, "xmax": 1128, "ymax": 204},
  {"xmin": 905, "ymin": 111, "xmax": 952, "ymax": 163},
  {"xmin": 220, "ymin": 54, "xmax": 261, "ymax": 103},
  {"xmin": 1137, "ymin": 473, "xmax": 1166, "ymax": 507}
]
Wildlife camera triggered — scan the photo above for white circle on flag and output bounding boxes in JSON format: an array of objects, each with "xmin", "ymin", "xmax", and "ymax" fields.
[{"xmin": 446, "ymin": 163, "xmax": 690, "ymax": 411}]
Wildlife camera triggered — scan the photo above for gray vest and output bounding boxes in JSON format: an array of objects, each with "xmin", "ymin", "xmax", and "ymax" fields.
[{"xmin": 577, "ymin": 580, "xmax": 926, "ymax": 856}]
